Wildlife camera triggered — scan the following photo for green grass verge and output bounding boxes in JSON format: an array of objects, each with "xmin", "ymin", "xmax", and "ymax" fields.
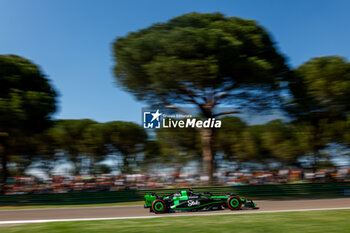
[
  {"xmin": 0, "ymin": 201, "xmax": 144, "ymax": 210},
  {"xmin": 3, "ymin": 210, "xmax": 350, "ymax": 233}
]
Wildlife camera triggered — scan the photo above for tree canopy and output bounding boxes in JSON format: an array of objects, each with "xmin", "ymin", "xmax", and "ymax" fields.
[
  {"xmin": 113, "ymin": 12, "xmax": 288, "ymax": 110},
  {"xmin": 287, "ymin": 56, "xmax": 350, "ymax": 119},
  {"xmin": 0, "ymin": 55, "xmax": 57, "ymax": 134},
  {"xmin": 0, "ymin": 55, "xmax": 57, "ymax": 188}
]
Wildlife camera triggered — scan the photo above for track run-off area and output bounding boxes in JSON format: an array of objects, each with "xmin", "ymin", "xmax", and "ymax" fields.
[{"xmin": 0, "ymin": 198, "xmax": 349, "ymax": 226}]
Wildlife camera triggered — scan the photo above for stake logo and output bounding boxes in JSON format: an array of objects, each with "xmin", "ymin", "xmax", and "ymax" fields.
[
  {"xmin": 143, "ymin": 109, "xmax": 162, "ymax": 129},
  {"xmin": 187, "ymin": 200, "xmax": 200, "ymax": 206}
]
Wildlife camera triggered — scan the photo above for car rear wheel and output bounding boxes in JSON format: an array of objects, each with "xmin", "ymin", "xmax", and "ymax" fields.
[
  {"xmin": 151, "ymin": 199, "xmax": 168, "ymax": 214},
  {"xmin": 227, "ymin": 196, "xmax": 242, "ymax": 210}
]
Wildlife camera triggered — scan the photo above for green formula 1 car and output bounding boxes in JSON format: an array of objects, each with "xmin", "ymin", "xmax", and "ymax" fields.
[{"xmin": 144, "ymin": 190, "xmax": 259, "ymax": 214}]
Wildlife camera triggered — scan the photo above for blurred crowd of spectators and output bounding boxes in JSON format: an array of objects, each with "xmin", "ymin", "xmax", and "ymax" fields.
[{"xmin": 2, "ymin": 168, "xmax": 350, "ymax": 195}]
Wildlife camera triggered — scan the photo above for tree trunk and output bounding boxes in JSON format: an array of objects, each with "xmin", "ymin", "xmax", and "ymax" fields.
[
  {"xmin": 312, "ymin": 149, "xmax": 319, "ymax": 172},
  {"xmin": 122, "ymin": 154, "xmax": 130, "ymax": 174},
  {"xmin": 71, "ymin": 156, "xmax": 82, "ymax": 175},
  {"xmin": 89, "ymin": 155, "xmax": 95, "ymax": 175},
  {"xmin": 0, "ymin": 136, "xmax": 9, "ymax": 194},
  {"xmin": 200, "ymin": 128, "xmax": 215, "ymax": 185},
  {"xmin": 1, "ymin": 152, "xmax": 8, "ymax": 194}
]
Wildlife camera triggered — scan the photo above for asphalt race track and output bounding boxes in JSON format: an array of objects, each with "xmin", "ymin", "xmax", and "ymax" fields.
[{"xmin": 0, "ymin": 198, "xmax": 350, "ymax": 227}]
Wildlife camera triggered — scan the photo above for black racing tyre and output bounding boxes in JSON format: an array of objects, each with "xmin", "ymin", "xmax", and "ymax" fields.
[
  {"xmin": 151, "ymin": 199, "xmax": 168, "ymax": 214},
  {"xmin": 227, "ymin": 196, "xmax": 242, "ymax": 210}
]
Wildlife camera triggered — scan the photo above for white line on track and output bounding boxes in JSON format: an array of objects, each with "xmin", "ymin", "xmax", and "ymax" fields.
[{"xmin": 0, "ymin": 207, "xmax": 350, "ymax": 225}]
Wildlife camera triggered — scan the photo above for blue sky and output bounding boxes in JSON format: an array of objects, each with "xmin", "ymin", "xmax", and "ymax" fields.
[{"xmin": 1, "ymin": 0, "xmax": 350, "ymax": 124}]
